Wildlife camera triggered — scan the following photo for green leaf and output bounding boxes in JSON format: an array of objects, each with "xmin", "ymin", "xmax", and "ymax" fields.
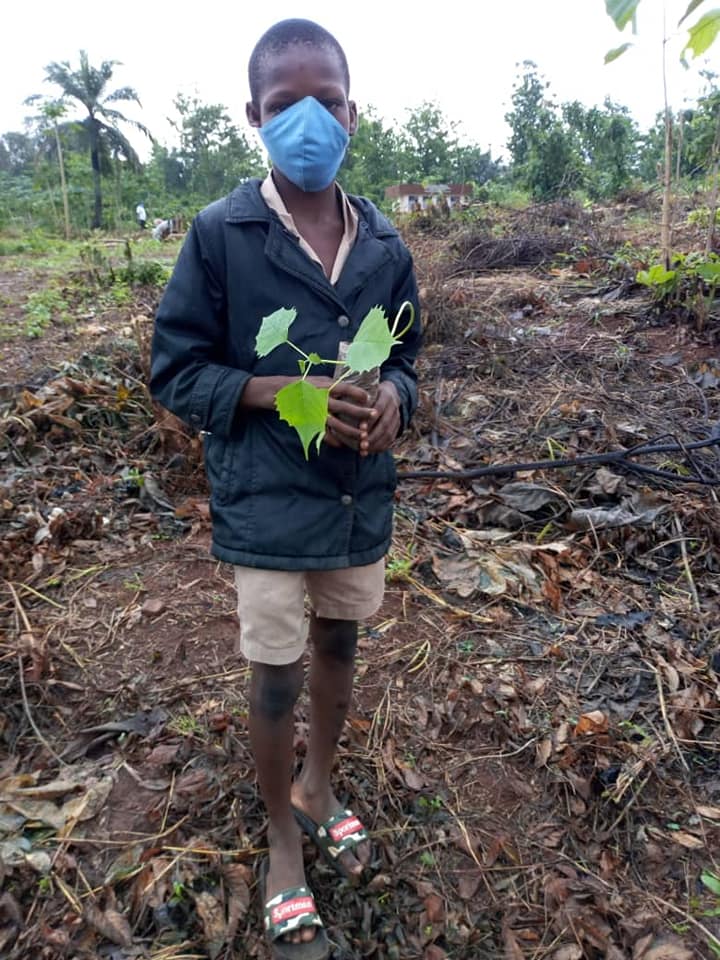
[
  {"xmin": 606, "ymin": 0, "xmax": 641, "ymax": 31},
  {"xmin": 702, "ymin": 871, "xmax": 720, "ymax": 897},
  {"xmin": 275, "ymin": 380, "xmax": 329, "ymax": 459},
  {"xmin": 255, "ymin": 307, "xmax": 297, "ymax": 358},
  {"xmin": 605, "ymin": 42, "xmax": 633, "ymax": 63},
  {"xmin": 679, "ymin": 0, "xmax": 705, "ymax": 25},
  {"xmin": 636, "ymin": 264, "xmax": 677, "ymax": 286},
  {"xmin": 345, "ymin": 305, "xmax": 399, "ymax": 374},
  {"xmin": 307, "ymin": 352, "xmax": 322, "ymax": 365},
  {"xmin": 683, "ymin": 8, "xmax": 720, "ymax": 58},
  {"xmin": 696, "ymin": 262, "xmax": 720, "ymax": 281}
]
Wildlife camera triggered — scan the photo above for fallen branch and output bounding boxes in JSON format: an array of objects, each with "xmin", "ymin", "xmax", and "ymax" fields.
[{"xmin": 398, "ymin": 434, "xmax": 720, "ymax": 483}]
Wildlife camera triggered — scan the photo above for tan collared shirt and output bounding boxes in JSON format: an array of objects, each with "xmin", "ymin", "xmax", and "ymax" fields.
[{"xmin": 261, "ymin": 173, "xmax": 358, "ymax": 285}]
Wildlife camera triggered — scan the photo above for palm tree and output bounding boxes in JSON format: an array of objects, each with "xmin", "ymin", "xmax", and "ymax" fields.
[{"xmin": 43, "ymin": 51, "xmax": 152, "ymax": 228}]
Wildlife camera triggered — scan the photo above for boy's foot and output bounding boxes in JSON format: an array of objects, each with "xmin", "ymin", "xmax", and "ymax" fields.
[
  {"xmin": 265, "ymin": 821, "xmax": 322, "ymax": 947},
  {"xmin": 290, "ymin": 783, "xmax": 371, "ymax": 880}
]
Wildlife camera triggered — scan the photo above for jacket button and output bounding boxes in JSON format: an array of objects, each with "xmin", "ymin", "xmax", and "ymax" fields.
[
  {"xmin": 340, "ymin": 494, "xmax": 353, "ymax": 506},
  {"xmin": 337, "ymin": 314, "xmax": 350, "ymax": 328}
]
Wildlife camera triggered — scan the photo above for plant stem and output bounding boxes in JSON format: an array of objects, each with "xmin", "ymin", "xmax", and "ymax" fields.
[
  {"xmin": 287, "ymin": 341, "xmax": 310, "ymax": 362},
  {"xmin": 661, "ymin": 2, "xmax": 673, "ymax": 270}
]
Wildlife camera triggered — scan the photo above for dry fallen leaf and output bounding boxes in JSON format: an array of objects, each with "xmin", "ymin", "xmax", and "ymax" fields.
[
  {"xmin": 223, "ymin": 862, "xmax": 251, "ymax": 944},
  {"xmin": 144, "ymin": 743, "xmax": 181, "ymax": 766},
  {"xmin": 423, "ymin": 946, "xmax": 447, "ymax": 960},
  {"xmin": 84, "ymin": 904, "xmax": 132, "ymax": 947},
  {"xmin": 423, "ymin": 892, "xmax": 445, "ymax": 925},
  {"xmin": 637, "ymin": 936, "xmax": 694, "ymax": 960},
  {"xmin": 669, "ymin": 830, "xmax": 704, "ymax": 849},
  {"xmin": 696, "ymin": 804, "xmax": 720, "ymax": 820},
  {"xmin": 457, "ymin": 874, "xmax": 481, "ymax": 901},
  {"xmin": 574, "ymin": 710, "xmax": 608, "ymax": 736},
  {"xmin": 552, "ymin": 946, "xmax": 582, "ymax": 960},
  {"xmin": 502, "ymin": 922, "xmax": 525, "ymax": 960},
  {"xmin": 195, "ymin": 890, "xmax": 226, "ymax": 959}
]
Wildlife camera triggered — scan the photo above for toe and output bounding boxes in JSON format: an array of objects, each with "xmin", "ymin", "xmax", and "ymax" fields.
[
  {"xmin": 338, "ymin": 848, "xmax": 364, "ymax": 878},
  {"xmin": 300, "ymin": 927, "xmax": 316, "ymax": 942},
  {"xmin": 356, "ymin": 839, "xmax": 372, "ymax": 866}
]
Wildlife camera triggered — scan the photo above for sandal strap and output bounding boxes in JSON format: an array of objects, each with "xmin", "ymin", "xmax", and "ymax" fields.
[
  {"xmin": 264, "ymin": 885, "xmax": 324, "ymax": 940},
  {"xmin": 316, "ymin": 809, "xmax": 370, "ymax": 861}
]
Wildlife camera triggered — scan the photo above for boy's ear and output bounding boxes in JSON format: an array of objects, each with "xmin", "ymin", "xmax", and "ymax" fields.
[
  {"xmin": 348, "ymin": 100, "xmax": 358, "ymax": 137},
  {"xmin": 246, "ymin": 101, "xmax": 261, "ymax": 128}
]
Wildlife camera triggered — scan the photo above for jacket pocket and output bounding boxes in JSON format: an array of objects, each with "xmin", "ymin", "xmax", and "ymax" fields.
[{"xmin": 205, "ymin": 435, "xmax": 238, "ymax": 506}]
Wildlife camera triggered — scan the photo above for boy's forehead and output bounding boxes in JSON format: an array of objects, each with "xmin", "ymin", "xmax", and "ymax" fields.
[{"xmin": 260, "ymin": 44, "xmax": 346, "ymax": 91}]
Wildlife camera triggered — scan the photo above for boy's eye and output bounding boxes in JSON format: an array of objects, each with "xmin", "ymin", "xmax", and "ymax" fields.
[{"xmin": 320, "ymin": 99, "xmax": 342, "ymax": 111}]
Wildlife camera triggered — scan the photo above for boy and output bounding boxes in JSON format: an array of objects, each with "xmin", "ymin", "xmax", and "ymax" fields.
[{"xmin": 150, "ymin": 18, "xmax": 420, "ymax": 959}]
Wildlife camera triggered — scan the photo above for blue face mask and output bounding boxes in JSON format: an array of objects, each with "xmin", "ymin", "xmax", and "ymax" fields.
[{"xmin": 259, "ymin": 96, "xmax": 350, "ymax": 193}]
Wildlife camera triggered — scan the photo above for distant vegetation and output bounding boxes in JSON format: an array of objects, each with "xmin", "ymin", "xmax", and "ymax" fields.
[{"xmin": 0, "ymin": 51, "xmax": 718, "ymax": 234}]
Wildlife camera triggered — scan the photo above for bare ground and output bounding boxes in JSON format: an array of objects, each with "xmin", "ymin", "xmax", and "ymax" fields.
[{"xmin": 2, "ymin": 208, "xmax": 720, "ymax": 960}]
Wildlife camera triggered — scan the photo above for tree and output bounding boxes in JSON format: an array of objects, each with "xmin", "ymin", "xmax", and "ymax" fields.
[
  {"xmin": 340, "ymin": 108, "xmax": 403, "ymax": 203},
  {"xmin": 399, "ymin": 101, "xmax": 460, "ymax": 182},
  {"xmin": 170, "ymin": 93, "xmax": 265, "ymax": 199},
  {"xmin": 0, "ymin": 132, "xmax": 35, "ymax": 175},
  {"xmin": 505, "ymin": 63, "xmax": 583, "ymax": 199},
  {"xmin": 563, "ymin": 98, "xmax": 639, "ymax": 197},
  {"xmin": 604, "ymin": 0, "xmax": 720, "ymax": 267},
  {"xmin": 43, "ymin": 51, "xmax": 151, "ymax": 228},
  {"xmin": 25, "ymin": 97, "xmax": 73, "ymax": 238}
]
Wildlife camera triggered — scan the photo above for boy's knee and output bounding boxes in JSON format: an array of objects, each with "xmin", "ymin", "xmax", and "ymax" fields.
[
  {"xmin": 311, "ymin": 616, "xmax": 358, "ymax": 663},
  {"xmin": 250, "ymin": 661, "xmax": 302, "ymax": 721}
]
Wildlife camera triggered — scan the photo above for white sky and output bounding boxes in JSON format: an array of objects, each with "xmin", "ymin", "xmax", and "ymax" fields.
[{"xmin": 1, "ymin": 0, "xmax": 715, "ymax": 162}]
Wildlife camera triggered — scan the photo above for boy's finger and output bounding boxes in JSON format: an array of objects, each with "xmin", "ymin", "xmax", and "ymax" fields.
[
  {"xmin": 329, "ymin": 399, "xmax": 376, "ymax": 422},
  {"xmin": 331, "ymin": 383, "xmax": 370, "ymax": 406},
  {"xmin": 326, "ymin": 414, "xmax": 364, "ymax": 441}
]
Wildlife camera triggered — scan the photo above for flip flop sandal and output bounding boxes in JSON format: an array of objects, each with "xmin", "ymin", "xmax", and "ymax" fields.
[
  {"xmin": 292, "ymin": 806, "xmax": 372, "ymax": 882},
  {"xmin": 259, "ymin": 858, "xmax": 329, "ymax": 960}
]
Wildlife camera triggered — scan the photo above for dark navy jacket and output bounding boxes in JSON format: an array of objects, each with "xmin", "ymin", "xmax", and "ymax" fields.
[{"xmin": 150, "ymin": 178, "xmax": 421, "ymax": 569}]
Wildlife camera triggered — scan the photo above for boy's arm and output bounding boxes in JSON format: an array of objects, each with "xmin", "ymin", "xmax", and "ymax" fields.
[
  {"xmin": 378, "ymin": 246, "xmax": 422, "ymax": 435},
  {"xmin": 150, "ymin": 219, "xmax": 252, "ymax": 438},
  {"xmin": 150, "ymin": 218, "xmax": 375, "ymax": 446}
]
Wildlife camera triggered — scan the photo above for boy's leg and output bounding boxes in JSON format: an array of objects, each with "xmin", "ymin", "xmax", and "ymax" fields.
[
  {"xmin": 292, "ymin": 562, "xmax": 385, "ymax": 876},
  {"xmin": 292, "ymin": 614, "xmax": 370, "ymax": 878},
  {"xmin": 236, "ymin": 568, "xmax": 319, "ymax": 945},
  {"xmin": 249, "ymin": 659, "xmax": 318, "ymax": 944}
]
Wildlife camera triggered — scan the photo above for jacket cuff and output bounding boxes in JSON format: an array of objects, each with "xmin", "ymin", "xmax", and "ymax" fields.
[
  {"xmin": 188, "ymin": 364, "xmax": 253, "ymax": 437},
  {"xmin": 380, "ymin": 371, "xmax": 415, "ymax": 435}
]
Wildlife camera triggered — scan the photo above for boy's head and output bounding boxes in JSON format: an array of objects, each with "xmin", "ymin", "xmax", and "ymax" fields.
[
  {"xmin": 248, "ymin": 19, "xmax": 350, "ymax": 108},
  {"xmin": 246, "ymin": 19, "xmax": 357, "ymax": 192}
]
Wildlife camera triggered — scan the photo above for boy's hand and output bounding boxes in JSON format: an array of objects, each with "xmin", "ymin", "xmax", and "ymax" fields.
[
  {"xmin": 310, "ymin": 378, "xmax": 374, "ymax": 454},
  {"xmin": 365, "ymin": 381, "xmax": 400, "ymax": 454}
]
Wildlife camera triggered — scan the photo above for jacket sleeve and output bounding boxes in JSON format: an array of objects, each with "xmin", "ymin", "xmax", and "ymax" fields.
[
  {"xmin": 380, "ymin": 242, "xmax": 422, "ymax": 433},
  {"xmin": 149, "ymin": 216, "xmax": 252, "ymax": 438}
]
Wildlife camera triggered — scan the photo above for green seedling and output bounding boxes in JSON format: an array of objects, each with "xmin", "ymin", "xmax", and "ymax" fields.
[
  {"xmin": 255, "ymin": 301, "xmax": 414, "ymax": 458},
  {"xmin": 169, "ymin": 712, "xmax": 202, "ymax": 736},
  {"xmin": 698, "ymin": 872, "xmax": 720, "ymax": 956},
  {"xmin": 386, "ymin": 545, "xmax": 415, "ymax": 581},
  {"xmin": 419, "ymin": 851, "xmax": 436, "ymax": 867}
]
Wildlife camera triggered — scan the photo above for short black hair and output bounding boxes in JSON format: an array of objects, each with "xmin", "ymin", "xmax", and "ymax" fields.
[{"xmin": 248, "ymin": 18, "xmax": 350, "ymax": 105}]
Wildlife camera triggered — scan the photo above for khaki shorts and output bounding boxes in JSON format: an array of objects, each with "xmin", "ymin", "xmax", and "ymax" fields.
[{"xmin": 234, "ymin": 560, "xmax": 385, "ymax": 665}]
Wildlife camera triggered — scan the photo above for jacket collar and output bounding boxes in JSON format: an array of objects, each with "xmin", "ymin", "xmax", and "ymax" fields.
[
  {"xmin": 225, "ymin": 178, "xmax": 399, "ymax": 239},
  {"xmin": 224, "ymin": 178, "xmax": 397, "ymax": 307},
  {"xmin": 225, "ymin": 178, "xmax": 273, "ymax": 223}
]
